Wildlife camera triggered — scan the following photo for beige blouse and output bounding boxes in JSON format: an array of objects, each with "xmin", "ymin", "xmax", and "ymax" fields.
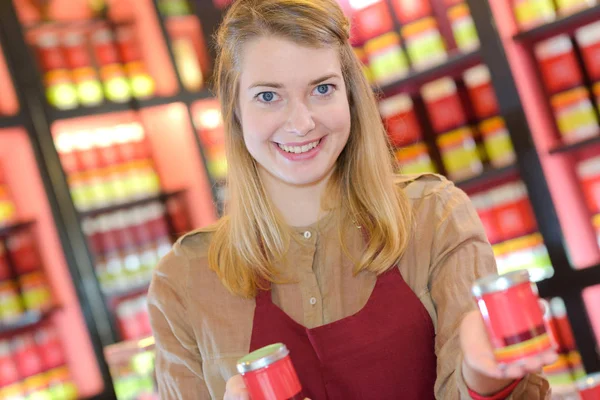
[{"xmin": 147, "ymin": 173, "xmax": 550, "ymax": 399}]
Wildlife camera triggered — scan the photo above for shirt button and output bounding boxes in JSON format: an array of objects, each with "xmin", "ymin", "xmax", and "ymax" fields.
[
  {"xmin": 303, "ymin": 231, "xmax": 312, "ymax": 239},
  {"xmin": 309, "ymin": 297, "xmax": 317, "ymax": 305}
]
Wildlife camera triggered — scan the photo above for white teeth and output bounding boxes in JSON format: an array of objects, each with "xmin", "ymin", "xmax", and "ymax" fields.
[{"xmin": 278, "ymin": 139, "xmax": 320, "ymax": 154}]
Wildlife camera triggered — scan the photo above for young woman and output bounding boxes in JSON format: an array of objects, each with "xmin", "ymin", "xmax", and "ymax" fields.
[{"xmin": 148, "ymin": 0, "xmax": 557, "ymax": 398}]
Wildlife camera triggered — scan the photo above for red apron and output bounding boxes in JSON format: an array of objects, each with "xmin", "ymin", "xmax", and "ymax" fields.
[{"xmin": 249, "ymin": 266, "xmax": 437, "ymax": 399}]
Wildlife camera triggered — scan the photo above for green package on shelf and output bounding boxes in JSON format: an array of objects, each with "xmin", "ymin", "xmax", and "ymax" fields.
[
  {"xmin": 402, "ymin": 17, "xmax": 447, "ymax": 70},
  {"xmin": 512, "ymin": 0, "xmax": 556, "ymax": 30},
  {"xmin": 437, "ymin": 127, "xmax": 484, "ymax": 181},
  {"xmin": 480, "ymin": 117, "xmax": 517, "ymax": 169},
  {"xmin": 449, "ymin": 4, "xmax": 480, "ymax": 53},
  {"xmin": 159, "ymin": 0, "xmax": 192, "ymax": 16},
  {"xmin": 364, "ymin": 33, "xmax": 410, "ymax": 86},
  {"xmin": 395, "ymin": 142, "xmax": 437, "ymax": 175}
]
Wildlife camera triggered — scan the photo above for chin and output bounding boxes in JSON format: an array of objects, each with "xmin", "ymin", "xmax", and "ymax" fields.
[{"xmin": 277, "ymin": 168, "xmax": 333, "ymax": 187}]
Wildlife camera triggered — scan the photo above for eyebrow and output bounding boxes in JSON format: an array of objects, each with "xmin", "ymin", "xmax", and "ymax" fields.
[{"xmin": 248, "ymin": 73, "xmax": 341, "ymax": 90}]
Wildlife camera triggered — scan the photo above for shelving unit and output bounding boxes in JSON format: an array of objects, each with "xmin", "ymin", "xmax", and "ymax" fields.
[
  {"xmin": 513, "ymin": 4, "xmax": 600, "ymax": 44},
  {"xmin": 549, "ymin": 135, "xmax": 600, "ymax": 155},
  {"xmin": 379, "ymin": 50, "xmax": 482, "ymax": 94},
  {"xmin": 0, "ymin": 219, "xmax": 35, "ymax": 237},
  {"xmin": 78, "ymin": 189, "xmax": 186, "ymax": 218},
  {"xmin": 0, "ymin": 307, "xmax": 57, "ymax": 337},
  {"xmin": 0, "ymin": 113, "xmax": 23, "ymax": 129},
  {"xmin": 455, "ymin": 164, "xmax": 519, "ymax": 190}
]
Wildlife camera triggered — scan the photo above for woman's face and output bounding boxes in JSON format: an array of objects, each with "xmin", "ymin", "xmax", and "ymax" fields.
[{"xmin": 238, "ymin": 36, "xmax": 351, "ymax": 188}]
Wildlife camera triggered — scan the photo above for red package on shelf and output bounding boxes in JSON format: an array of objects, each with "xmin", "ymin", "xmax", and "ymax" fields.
[
  {"xmin": 489, "ymin": 181, "xmax": 538, "ymax": 240},
  {"xmin": 422, "ymin": 78, "xmax": 468, "ymax": 134},
  {"xmin": 463, "ymin": 65, "xmax": 499, "ymax": 120},
  {"xmin": 352, "ymin": 1, "xmax": 394, "ymax": 42},
  {"xmin": 577, "ymin": 155, "xmax": 600, "ymax": 213},
  {"xmin": 117, "ymin": 299, "xmax": 143, "ymax": 340},
  {"xmin": 166, "ymin": 197, "xmax": 192, "ymax": 236},
  {"xmin": 6, "ymin": 230, "xmax": 42, "ymax": 275},
  {"xmin": 576, "ymin": 21, "xmax": 600, "ymax": 82},
  {"xmin": 470, "ymin": 192, "xmax": 503, "ymax": 244},
  {"xmin": 34, "ymin": 325, "xmax": 66, "ymax": 370},
  {"xmin": 93, "ymin": 127, "xmax": 122, "ymax": 167},
  {"xmin": 133, "ymin": 297, "xmax": 152, "ymax": 337},
  {"xmin": 0, "ymin": 242, "xmax": 11, "ymax": 281},
  {"xmin": 54, "ymin": 132, "xmax": 81, "ymax": 175},
  {"xmin": 535, "ymin": 35, "xmax": 584, "ymax": 94},
  {"xmin": 91, "ymin": 27, "xmax": 132, "ymax": 104},
  {"xmin": 379, "ymin": 94, "xmax": 422, "ymax": 147},
  {"xmin": 115, "ymin": 25, "xmax": 155, "ymax": 100},
  {"xmin": 62, "ymin": 31, "xmax": 104, "ymax": 108},
  {"xmin": 12, "ymin": 334, "xmax": 44, "ymax": 378},
  {"xmin": 0, "ymin": 339, "xmax": 19, "ymax": 387},
  {"xmin": 390, "ymin": 0, "xmax": 432, "ymax": 24}
]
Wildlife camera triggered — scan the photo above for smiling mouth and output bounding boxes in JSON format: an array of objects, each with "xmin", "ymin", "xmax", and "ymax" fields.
[{"xmin": 276, "ymin": 139, "xmax": 322, "ymax": 154}]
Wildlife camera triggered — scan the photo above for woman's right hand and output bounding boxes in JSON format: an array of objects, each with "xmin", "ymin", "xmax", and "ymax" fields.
[{"xmin": 224, "ymin": 375, "xmax": 249, "ymax": 400}]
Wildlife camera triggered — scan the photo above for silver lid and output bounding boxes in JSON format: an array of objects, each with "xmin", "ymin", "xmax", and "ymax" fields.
[
  {"xmin": 472, "ymin": 270, "xmax": 531, "ymax": 297},
  {"xmin": 577, "ymin": 372, "xmax": 600, "ymax": 391},
  {"xmin": 236, "ymin": 343, "xmax": 289, "ymax": 374}
]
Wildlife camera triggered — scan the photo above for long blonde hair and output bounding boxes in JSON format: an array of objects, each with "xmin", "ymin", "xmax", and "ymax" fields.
[{"xmin": 204, "ymin": 0, "xmax": 413, "ymax": 298}]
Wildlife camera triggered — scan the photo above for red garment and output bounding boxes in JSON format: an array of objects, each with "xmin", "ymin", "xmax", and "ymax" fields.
[
  {"xmin": 468, "ymin": 379, "xmax": 522, "ymax": 400},
  {"xmin": 249, "ymin": 267, "xmax": 437, "ymax": 399}
]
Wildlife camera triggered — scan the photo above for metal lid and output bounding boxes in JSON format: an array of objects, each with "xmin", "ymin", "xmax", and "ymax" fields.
[
  {"xmin": 236, "ymin": 343, "xmax": 289, "ymax": 374},
  {"xmin": 472, "ymin": 270, "xmax": 530, "ymax": 297},
  {"xmin": 577, "ymin": 372, "xmax": 600, "ymax": 391}
]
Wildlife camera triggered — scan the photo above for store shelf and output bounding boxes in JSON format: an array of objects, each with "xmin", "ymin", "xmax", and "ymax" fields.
[
  {"xmin": 49, "ymin": 89, "xmax": 213, "ymax": 122},
  {"xmin": 0, "ymin": 308, "xmax": 56, "ymax": 337},
  {"xmin": 0, "ymin": 114, "xmax": 24, "ymax": 129},
  {"xmin": 549, "ymin": 134, "xmax": 600, "ymax": 154},
  {"xmin": 378, "ymin": 50, "xmax": 482, "ymax": 94},
  {"xmin": 103, "ymin": 281, "xmax": 150, "ymax": 304},
  {"xmin": 78, "ymin": 189, "xmax": 186, "ymax": 218},
  {"xmin": 513, "ymin": 5, "xmax": 600, "ymax": 44},
  {"xmin": 0, "ymin": 220, "xmax": 35, "ymax": 238},
  {"xmin": 455, "ymin": 164, "xmax": 519, "ymax": 189}
]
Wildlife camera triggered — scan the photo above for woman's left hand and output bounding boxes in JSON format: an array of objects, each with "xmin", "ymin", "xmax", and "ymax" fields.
[{"xmin": 459, "ymin": 309, "xmax": 558, "ymax": 395}]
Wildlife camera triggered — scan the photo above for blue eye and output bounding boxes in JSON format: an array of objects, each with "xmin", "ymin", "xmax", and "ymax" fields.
[
  {"xmin": 258, "ymin": 92, "xmax": 276, "ymax": 102},
  {"xmin": 314, "ymin": 84, "xmax": 334, "ymax": 96}
]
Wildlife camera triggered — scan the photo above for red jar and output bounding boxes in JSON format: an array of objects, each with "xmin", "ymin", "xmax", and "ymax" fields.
[
  {"xmin": 6, "ymin": 231, "xmax": 42, "ymax": 276},
  {"xmin": 12, "ymin": 334, "xmax": 44, "ymax": 378},
  {"xmin": 472, "ymin": 270, "xmax": 554, "ymax": 364},
  {"xmin": 422, "ymin": 78, "xmax": 467, "ymax": 134},
  {"xmin": 0, "ymin": 339, "xmax": 19, "ymax": 387},
  {"xmin": 576, "ymin": 21, "xmax": 600, "ymax": 82},
  {"xmin": 463, "ymin": 65, "xmax": 499, "ymax": 120},
  {"xmin": 470, "ymin": 192, "xmax": 502, "ymax": 245},
  {"xmin": 237, "ymin": 343, "xmax": 304, "ymax": 400},
  {"xmin": 489, "ymin": 181, "xmax": 537, "ymax": 240},
  {"xmin": 379, "ymin": 94, "xmax": 422, "ymax": 147},
  {"xmin": 578, "ymin": 373, "xmax": 600, "ymax": 400},
  {"xmin": 54, "ymin": 132, "xmax": 81, "ymax": 175},
  {"xmin": 352, "ymin": 1, "xmax": 394, "ymax": 42},
  {"xmin": 535, "ymin": 35, "xmax": 583, "ymax": 95},
  {"xmin": 390, "ymin": 0, "xmax": 432, "ymax": 24},
  {"xmin": 34, "ymin": 325, "xmax": 66, "ymax": 370}
]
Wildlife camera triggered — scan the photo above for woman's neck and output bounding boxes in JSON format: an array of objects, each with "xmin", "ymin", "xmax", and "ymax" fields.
[{"xmin": 259, "ymin": 169, "xmax": 333, "ymax": 227}]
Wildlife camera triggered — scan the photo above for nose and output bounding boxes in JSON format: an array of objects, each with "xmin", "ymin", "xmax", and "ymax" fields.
[{"xmin": 284, "ymin": 100, "xmax": 315, "ymax": 136}]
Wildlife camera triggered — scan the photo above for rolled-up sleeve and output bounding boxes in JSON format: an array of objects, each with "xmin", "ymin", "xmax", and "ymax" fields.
[
  {"xmin": 147, "ymin": 247, "xmax": 211, "ymax": 399},
  {"xmin": 428, "ymin": 182, "xmax": 550, "ymax": 400}
]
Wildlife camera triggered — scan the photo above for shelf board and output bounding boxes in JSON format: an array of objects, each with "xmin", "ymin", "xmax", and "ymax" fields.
[
  {"xmin": 455, "ymin": 164, "xmax": 519, "ymax": 189},
  {"xmin": 0, "ymin": 220, "xmax": 36, "ymax": 238},
  {"xmin": 378, "ymin": 50, "xmax": 482, "ymax": 94},
  {"xmin": 548, "ymin": 134, "xmax": 600, "ymax": 154},
  {"xmin": 103, "ymin": 281, "xmax": 151, "ymax": 303},
  {"xmin": 78, "ymin": 189, "xmax": 186, "ymax": 218},
  {"xmin": 49, "ymin": 90, "xmax": 213, "ymax": 122},
  {"xmin": 0, "ymin": 308, "xmax": 56, "ymax": 336},
  {"xmin": 513, "ymin": 5, "xmax": 600, "ymax": 44},
  {"xmin": 0, "ymin": 114, "xmax": 24, "ymax": 129}
]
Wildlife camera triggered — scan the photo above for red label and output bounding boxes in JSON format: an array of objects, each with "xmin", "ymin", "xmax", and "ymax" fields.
[
  {"xmin": 353, "ymin": 2, "xmax": 394, "ymax": 42},
  {"xmin": 467, "ymin": 84, "xmax": 499, "ymax": 120},
  {"xmin": 494, "ymin": 198, "xmax": 537, "ymax": 239},
  {"xmin": 6, "ymin": 232, "xmax": 42, "ymax": 275},
  {"xmin": 477, "ymin": 208, "xmax": 502, "ymax": 244},
  {"xmin": 116, "ymin": 27, "xmax": 142, "ymax": 64},
  {"xmin": 36, "ymin": 46, "xmax": 66, "ymax": 72},
  {"xmin": 425, "ymin": 94, "xmax": 468, "ymax": 134},
  {"xmin": 242, "ymin": 356, "xmax": 303, "ymax": 400},
  {"xmin": 581, "ymin": 42, "xmax": 600, "ymax": 81},
  {"xmin": 384, "ymin": 110, "xmax": 422, "ymax": 147},
  {"xmin": 93, "ymin": 39, "xmax": 120, "ymax": 66},
  {"xmin": 35, "ymin": 326, "xmax": 66, "ymax": 370},
  {"xmin": 64, "ymin": 42, "xmax": 93, "ymax": 70},
  {"xmin": 391, "ymin": 0, "xmax": 431, "ymax": 24},
  {"xmin": 13, "ymin": 335, "xmax": 44, "ymax": 378},
  {"xmin": 538, "ymin": 52, "xmax": 583, "ymax": 94}
]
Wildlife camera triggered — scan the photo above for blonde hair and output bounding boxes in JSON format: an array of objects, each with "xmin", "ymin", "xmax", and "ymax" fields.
[{"xmin": 202, "ymin": 0, "xmax": 413, "ymax": 298}]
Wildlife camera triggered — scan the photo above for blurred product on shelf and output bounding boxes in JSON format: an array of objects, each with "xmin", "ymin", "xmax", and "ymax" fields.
[
  {"xmin": 510, "ymin": 0, "xmax": 556, "ymax": 30},
  {"xmin": 91, "ymin": 27, "xmax": 133, "ymax": 104},
  {"xmin": 534, "ymin": 36, "xmax": 584, "ymax": 95},
  {"xmin": 105, "ymin": 337, "xmax": 158, "ymax": 400},
  {"xmin": 463, "ymin": 65, "xmax": 500, "ymax": 120},
  {"xmin": 115, "ymin": 26, "xmax": 156, "ymax": 100},
  {"xmin": 543, "ymin": 297, "xmax": 586, "ymax": 398},
  {"xmin": 479, "ymin": 117, "xmax": 517, "ymax": 168},
  {"xmin": 0, "ymin": 165, "xmax": 17, "ymax": 227},
  {"xmin": 6, "ymin": 230, "xmax": 43, "ymax": 276},
  {"xmin": 594, "ymin": 83, "xmax": 600, "ymax": 115},
  {"xmin": 576, "ymin": 154, "xmax": 600, "ymax": 215},
  {"xmin": 379, "ymin": 93, "xmax": 421, "ymax": 147},
  {"xmin": 116, "ymin": 295, "xmax": 152, "ymax": 341},
  {"xmin": 447, "ymin": 3, "xmax": 479, "ymax": 53},
  {"xmin": 489, "ymin": 181, "xmax": 538, "ymax": 239},
  {"xmin": 55, "ymin": 123, "xmax": 161, "ymax": 212},
  {"xmin": 401, "ymin": 17, "xmax": 447, "ymax": 70},
  {"xmin": 551, "ymin": 87, "xmax": 599, "ymax": 144},
  {"xmin": 158, "ymin": 0, "xmax": 192, "ymax": 16},
  {"xmin": 578, "ymin": 372, "xmax": 600, "ymax": 399},
  {"xmin": 0, "ymin": 280, "xmax": 24, "ymax": 321},
  {"xmin": 34, "ymin": 33, "xmax": 79, "ymax": 111},
  {"xmin": 353, "ymin": 47, "xmax": 373, "ymax": 84},
  {"xmin": 171, "ymin": 35, "xmax": 204, "ymax": 92},
  {"xmin": 83, "ymin": 202, "xmax": 172, "ymax": 297},
  {"xmin": 436, "ymin": 126, "xmax": 483, "ymax": 181},
  {"xmin": 18, "ymin": 272, "xmax": 53, "ymax": 313},
  {"xmin": 0, "ymin": 326, "xmax": 77, "ymax": 400},
  {"xmin": 493, "ymin": 233, "xmax": 553, "ymax": 282},
  {"xmin": 576, "ymin": 21, "xmax": 600, "ymax": 82},
  {"xmin": 390, "ymin": 0, "xmax": 431, "ymax": 24},
  {"xmin": 394, "ymin": 142, "xmax": 437, "ymax": 175},
  {"xmin": 194, "ymin": 107, "xmax": 227, "ymax": 182},
  {"xmin": 555, "ymin": 0, "xmax": 597, "ymax": 16},
  {"xmin": 62, "ymin": 32, "xmax": 104, "ymax": 107},
  {"xmin": 351, "ymin": 0, "xmax": 394, "ymax": 43},
  {"xmin": 421, "ymin": 78, "xmax": 467, "ymax": 134},
  {"xmin": 364, "ymin": 32, "xmax": 409, "ymax": 86}
]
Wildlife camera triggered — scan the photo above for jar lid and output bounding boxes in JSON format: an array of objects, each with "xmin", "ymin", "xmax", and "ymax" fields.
[
  {"xmin": 577, "ymin": 372, "xmax": 600, "ymax": 391},
  {"xmin": 236, "ymin": 343, "xmax": 289, "ymax": 374},
  {"xmin": 472, "ymin": 270, "xmax": 530, "ymax": 297}
]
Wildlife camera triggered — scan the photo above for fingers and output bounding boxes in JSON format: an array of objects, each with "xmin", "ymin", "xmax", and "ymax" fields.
[
  {"xmin": 500, "ymin": 349, "xmax": 558, "ymax": 379},
  {"xmin": 224, "ymin": 375, "xmax": 249, "ymax": 400}
]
